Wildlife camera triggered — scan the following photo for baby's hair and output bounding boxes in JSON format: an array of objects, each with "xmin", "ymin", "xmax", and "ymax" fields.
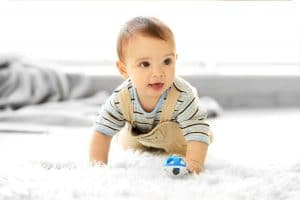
[{"xmin": 117, "ymin": 16, "xmax": 175, "ymax": 62}]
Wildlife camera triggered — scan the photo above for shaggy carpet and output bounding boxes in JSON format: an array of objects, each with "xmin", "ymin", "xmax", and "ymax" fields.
[{"xmin": 1, "ymin": 109, "xmax": 300, "ymax": 200}]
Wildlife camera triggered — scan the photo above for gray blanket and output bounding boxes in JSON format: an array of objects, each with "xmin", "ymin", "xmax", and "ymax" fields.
[{"xmin": 0, "ymin": 58, "xmax": 100, "ymax": 110}]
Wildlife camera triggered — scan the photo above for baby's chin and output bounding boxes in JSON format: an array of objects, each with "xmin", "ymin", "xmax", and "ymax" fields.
[{"xmin": 139, "ymin": 86, "xmax": 166, "ymax": 98}]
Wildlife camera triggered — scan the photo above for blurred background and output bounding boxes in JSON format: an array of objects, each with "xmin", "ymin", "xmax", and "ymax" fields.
[{"xmin": 1, "ymin": 0, "xmax": 300, "ymax": 108}]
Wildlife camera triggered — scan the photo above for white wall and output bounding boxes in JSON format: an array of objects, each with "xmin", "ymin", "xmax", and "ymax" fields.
[{"xmin": 0, "ymin": 0, "xmax": 300, "ymax": 65}]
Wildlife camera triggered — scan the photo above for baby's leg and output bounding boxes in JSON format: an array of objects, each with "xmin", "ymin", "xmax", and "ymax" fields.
[
  {"xmin": 135, "ymin": 122, "xmax": 187, "ymax": 156},
  {"xmin": 116, "ymin": 126, "xmax": 148, "ymax": 151}
]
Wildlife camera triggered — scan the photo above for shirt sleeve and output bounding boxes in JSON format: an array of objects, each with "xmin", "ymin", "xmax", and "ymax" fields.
[
  {"xmin": 94, "ymin": 93, "xmax": 125, "ymax": 136},
  {"xmin": 176, "ymin": 88, "xmax": 211, "ymax": 144}
]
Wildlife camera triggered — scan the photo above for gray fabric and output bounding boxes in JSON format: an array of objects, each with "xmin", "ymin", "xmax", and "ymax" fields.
[
  {"xmin": 0, "ymin": 91, "xmax": 109, "ymax": 128},
  {"xmin": 0, "ymin": 58, "xmax": 99, "ymax": 110}
]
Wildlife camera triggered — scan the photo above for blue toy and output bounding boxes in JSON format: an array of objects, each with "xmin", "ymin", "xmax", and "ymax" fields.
[{"xmin": 163, "ymin": 155, "xmax": 189, "ymax": 177}]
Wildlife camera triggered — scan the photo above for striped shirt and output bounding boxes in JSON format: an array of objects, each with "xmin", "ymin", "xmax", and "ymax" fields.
[{"xmin": 94, "ymin": 77, "xmax": 211, "ymax": 144}]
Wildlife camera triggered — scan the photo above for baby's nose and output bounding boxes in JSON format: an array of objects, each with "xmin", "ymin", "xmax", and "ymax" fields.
[{"xmin": 152, "ymin": 67, "xmax": 164, "ymax": 77}]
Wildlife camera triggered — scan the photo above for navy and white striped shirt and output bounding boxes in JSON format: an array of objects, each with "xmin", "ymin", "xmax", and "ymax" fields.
[{"xmin": 94, "ymin": 77, "xmax": 211, "ymax": 144}]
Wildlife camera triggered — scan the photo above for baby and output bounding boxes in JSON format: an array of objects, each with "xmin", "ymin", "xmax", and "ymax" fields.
[{"xmin": 89, "ymin": 16, "xmax": 213, "ymax": 174}]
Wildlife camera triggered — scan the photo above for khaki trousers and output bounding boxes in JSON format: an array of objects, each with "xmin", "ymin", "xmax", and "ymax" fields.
[{"xmin": 116, "ymin": 86, "xmax": 187, "ymax": 156}]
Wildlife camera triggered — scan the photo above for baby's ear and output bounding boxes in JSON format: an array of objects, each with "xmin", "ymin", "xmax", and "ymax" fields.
[{"xmin": 116, "ymin": 60, "xmax": 129, "ymax": 79}]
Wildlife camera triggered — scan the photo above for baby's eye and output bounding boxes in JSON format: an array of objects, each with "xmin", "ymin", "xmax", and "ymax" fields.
[
  {"xmin": 163, "ymin": 58, "xmax": 172, "ymax": 65},
  {"xmin": 139, "ymin": 61, "xmax": 150, "ymax": 68}
]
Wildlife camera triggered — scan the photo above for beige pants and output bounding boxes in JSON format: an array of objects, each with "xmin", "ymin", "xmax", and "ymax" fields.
[
  {"xmin": 116, "ymin": 85, "xmax": 187, "ymax": 156},
  {"xmin": 117, "ymin": 121, "xmax": 187, "ymax": 156}
]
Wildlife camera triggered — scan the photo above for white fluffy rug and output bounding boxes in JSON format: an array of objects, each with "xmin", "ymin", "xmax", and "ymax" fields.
[{"xmin": 1, "ymin": 109, "xmax": 300, "ymax": 200}]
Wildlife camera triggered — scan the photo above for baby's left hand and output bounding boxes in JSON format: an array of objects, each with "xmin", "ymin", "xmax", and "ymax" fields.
[{"xmin": 186, "ymin": 158, "xmax": 204, "ymax": 174}]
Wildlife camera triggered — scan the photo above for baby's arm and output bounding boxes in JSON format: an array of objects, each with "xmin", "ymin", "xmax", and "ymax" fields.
[
  {"xmin": 89, "ymin": 131, "xmax": 112, "ymax": 165},
  {"xmin": 185, "ymin": 141, "xmax": 208, "ymax": 174}
]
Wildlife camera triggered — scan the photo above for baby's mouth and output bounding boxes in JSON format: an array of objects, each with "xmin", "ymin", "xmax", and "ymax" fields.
[{"xmin": 149, "ymin": 83, "xmax": 164, "ymax": 90}]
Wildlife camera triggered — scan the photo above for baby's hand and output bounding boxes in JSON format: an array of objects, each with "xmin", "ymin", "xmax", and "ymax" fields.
[
  {"xmin": 90, "ymin": 161, "xmax": 106, "ymax": 167},
  {"xmin": 185, "ymin": 158, "xmax": 204, "ymax": 174}
]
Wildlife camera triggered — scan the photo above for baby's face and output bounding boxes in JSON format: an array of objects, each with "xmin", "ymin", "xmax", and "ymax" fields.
[{"xmin": 120, "ymin": 34, "xmax": 176, "ymax": 103}]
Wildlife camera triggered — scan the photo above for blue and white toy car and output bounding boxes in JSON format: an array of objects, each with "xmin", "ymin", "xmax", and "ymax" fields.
[{"xmin": 163, "ymin": 155, "xmax": 189, "ymax": 177}]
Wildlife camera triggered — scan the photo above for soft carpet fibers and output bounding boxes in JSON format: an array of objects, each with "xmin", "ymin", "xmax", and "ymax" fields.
[{"xmin": 1, "ymin": 109, "xmax": 300, "ymax": 200}]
